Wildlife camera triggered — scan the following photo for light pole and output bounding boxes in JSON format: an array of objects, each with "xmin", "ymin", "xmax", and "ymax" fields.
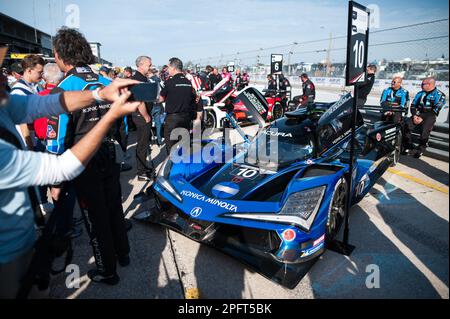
[{"xmin": 287, "ymin": 42, "xmax": 298, "ymax": 76}]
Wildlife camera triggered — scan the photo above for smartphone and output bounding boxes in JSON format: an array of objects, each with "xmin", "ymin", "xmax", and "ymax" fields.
[{"xmin": 128, "ymin": 82, "xmax": 158, "ymax": 102}]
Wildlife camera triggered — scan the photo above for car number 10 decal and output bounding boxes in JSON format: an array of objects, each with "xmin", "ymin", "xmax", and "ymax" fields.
[{"xmin": 230, "ymin": 167, "xmax": 259, "ymax": 180}]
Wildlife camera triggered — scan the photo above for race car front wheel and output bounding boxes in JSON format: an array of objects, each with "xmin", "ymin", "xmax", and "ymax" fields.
[
  {"xmin": 389, "ymin": 131, "xmax": 402, "ymax": 166},
  {"xmin": 204, "ymin": 111, "xmax": 217, "ymax": 129},
  {"xmin": 326, "ymin": 177, "xmax": 348, "ymax": 241}
]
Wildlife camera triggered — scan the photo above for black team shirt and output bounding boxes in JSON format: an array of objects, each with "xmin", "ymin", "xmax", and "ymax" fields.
[{"xmin": 160, "ymin": 73, "xmax": 200, "ymax": 115}]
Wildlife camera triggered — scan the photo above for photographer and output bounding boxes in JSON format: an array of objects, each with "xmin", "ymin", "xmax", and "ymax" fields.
[{"xmin": 0, "ymin": 44, "xmax": 140, "ymax": 297}]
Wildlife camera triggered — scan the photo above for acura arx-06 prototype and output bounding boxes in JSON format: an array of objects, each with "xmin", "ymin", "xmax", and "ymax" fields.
[{"xmin": 137, "ymin": 87, "xmax": 402, "ymax": 288}]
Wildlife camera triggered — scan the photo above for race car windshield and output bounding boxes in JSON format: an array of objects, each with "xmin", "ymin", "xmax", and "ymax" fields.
[{"xmin": 243, "ymin": 130, "xmax": 314, "ymax": 169}]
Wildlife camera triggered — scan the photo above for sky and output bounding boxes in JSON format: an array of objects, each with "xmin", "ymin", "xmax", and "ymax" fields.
[{"xmin": 0, "ymin": 0, "xmax": 448, "ymax": 67}]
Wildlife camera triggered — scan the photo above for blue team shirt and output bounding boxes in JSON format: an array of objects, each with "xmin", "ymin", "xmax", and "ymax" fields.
[
  {"xmin": 411, "ymin": 88, "xmax": 446, "ymax": 116},
  {"xmin": 46, "ymin": 66, "xmax": 111, "ymax": 154},
  {"xmin": 380, "ymin": 87, "xmax": 410, "ymax": 110}
]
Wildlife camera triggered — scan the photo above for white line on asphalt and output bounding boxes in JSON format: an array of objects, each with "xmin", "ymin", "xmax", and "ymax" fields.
[{"xmin": 67, "ymin": 276, "xmax": 91, "ymax": 299}]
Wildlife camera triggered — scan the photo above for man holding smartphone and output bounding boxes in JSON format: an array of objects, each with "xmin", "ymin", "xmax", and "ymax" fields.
[{"xmin": 131, "ymin": 56, "xmax": 154, "ymax": 181}]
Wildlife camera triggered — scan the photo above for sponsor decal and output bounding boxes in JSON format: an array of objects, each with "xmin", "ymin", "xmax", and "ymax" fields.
[
  {"xmin": 190, "ymin": 207, "xmax": 203, "ymax": 218},
  {"xmin": 47, "ymin": 125, "xmax": 56, "ymax": 139},
  {"xmin": 231, "ymin": 176, "xmax": 244, "ymax": 184},
  {"xmin": 301, "ymin": 242, "xmax": 324, "ymax": 257},
  {"xmin": 76, "ymin": 66, "xmax": 91, "ymax": 73},
  {"xmin": 356, "ymin": 175, "xmax": 370, "ymax": 196},
  {"xmin": 211, "ymin": 182, "xmax": 240, "ymax": 199},
  {"xmin": 320, "ymin": 94, "xmax": 352, "ymax": 124},
  {"xmin": 180, "ymin": 190, "xmax": 238, "ymax": 212},
  {"xmin": 332, "ymin": 128, "xmax": 351, "ymax": 145},
  {"xmin": 242, "ymin": 90, "xmax": 266, "ymax": 115},
  {"xmin": 385, "ymin": 127, "xmax": 396, "ymax": 135},
  {"xmin": 263, "ymin": 130, "xmax": 293, "ymax": 138},
  {"xmin": 282, "ymin": 229, "xmax": 296, "ymax": 242},
  {"xmin": 230, "ymin": 166, "xmax": 259, "ymax": 179},
  {"xmin": 328, "ymin": 78, "xmax": 342, "ymax": 84},
  {"xmin": 316, "ymin": 77, "xmax": 326, "ymax": 83},
  {"xmin": 376, "ymin": 133, "xmax": 382, "ymax": 141},
  {"xmin": 313, "ymin": 234, "xmax": 325, "ymax": 246}
]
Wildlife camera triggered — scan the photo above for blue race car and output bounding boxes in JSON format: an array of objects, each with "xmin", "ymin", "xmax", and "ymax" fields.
[{"xmin": 137, "ymin": 87, "xmax": 402, "ymax": 289}]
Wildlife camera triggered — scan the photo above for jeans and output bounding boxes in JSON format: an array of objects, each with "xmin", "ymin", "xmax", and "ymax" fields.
[{"xmin": 151, "ymin": 104, "xmax": 164, "ymax": 145}]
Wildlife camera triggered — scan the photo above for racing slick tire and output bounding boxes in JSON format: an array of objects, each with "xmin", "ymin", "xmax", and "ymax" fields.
[
  {"xmin": 204, "ymin": 110, "xmax": 217, "ymax": 129},
  {"xmin": 326, "ymin": 177, "xmax": 347, "ymax": 241},
  {"xmin": 389, "ymin": 130, "xmax": 402, "ymax": 167},
  {"xmin": 272, "ymin": 103, "xmax": 284, "ymax": 121}
]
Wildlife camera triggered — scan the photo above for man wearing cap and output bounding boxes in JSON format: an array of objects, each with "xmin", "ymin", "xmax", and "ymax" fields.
[{"xmin": 8, "ymin": 62, "xmax": 23, "ymax": 88}]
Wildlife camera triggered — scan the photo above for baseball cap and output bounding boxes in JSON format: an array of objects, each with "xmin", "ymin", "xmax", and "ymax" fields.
[{"xmin": 100, "ymin": 66, "xmax": 111, "ymax": 73}]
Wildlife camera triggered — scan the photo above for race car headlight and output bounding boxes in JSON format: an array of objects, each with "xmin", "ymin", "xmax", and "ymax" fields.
[
  {"xmin": 279, "ymin": 186, "xmax": 326, "ymax": 221},
  {"xmin": 156, "ymin": 158, "xmax": 182, "ymax": 202},
  {"xmin": 224, "ymin": 186, "xmax": 326, "ymax": 231},
  {"xmin": 158, "ymin": 157, "xmax": 173, "ymax": 178}
]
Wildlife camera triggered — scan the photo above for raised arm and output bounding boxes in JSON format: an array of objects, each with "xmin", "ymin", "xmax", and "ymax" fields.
[
  {"xmin": 0, "ymin": 90, "xmax": 140, "ymax": 189},
  {"xmin": 7, "ymin": 78, "xmax": 139, "ymax": 125}
]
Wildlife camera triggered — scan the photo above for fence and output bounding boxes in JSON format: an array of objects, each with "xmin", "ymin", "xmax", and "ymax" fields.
[{"xmin": 190, "ymin": 19, "xmax": 449, "ymax": 82}]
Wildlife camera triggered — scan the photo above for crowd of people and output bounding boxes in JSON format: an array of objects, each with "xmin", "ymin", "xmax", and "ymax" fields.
[
  {"xmin": 0, "ymin": 26, "xmax": 254, "ymax": 298},
  {"xmin": 265, "ymin": 64, "xmax": 446, "ymax": 158},
  {"xmin": 0, "ymin": 25, "xmax": 446, "ymax": 299},
  {"xmin": 356, "ymin": 64, "xmax": 446, "ymax": 158}
]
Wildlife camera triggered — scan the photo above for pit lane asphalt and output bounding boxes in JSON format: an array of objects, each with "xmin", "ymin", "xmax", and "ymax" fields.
[{"xmin": 49, "ymin": 93, "xmax": 449, "ymax": 300}]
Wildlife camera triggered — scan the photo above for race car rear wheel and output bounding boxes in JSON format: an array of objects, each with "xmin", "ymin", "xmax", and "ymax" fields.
[
  {"xmin": 272, "ymin": 103, "xmax": 284, "ymax": 120},
  {"xmin": 389, "ymin": 131, "xmax": 402, "ymax": 167},
  {"xmin": 204, "ymin": 111, "xmax": 216, "ymax": 129},
  {"xmin": 326, "ymin": 177, "xmax": 347, "ymax": 240}
]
